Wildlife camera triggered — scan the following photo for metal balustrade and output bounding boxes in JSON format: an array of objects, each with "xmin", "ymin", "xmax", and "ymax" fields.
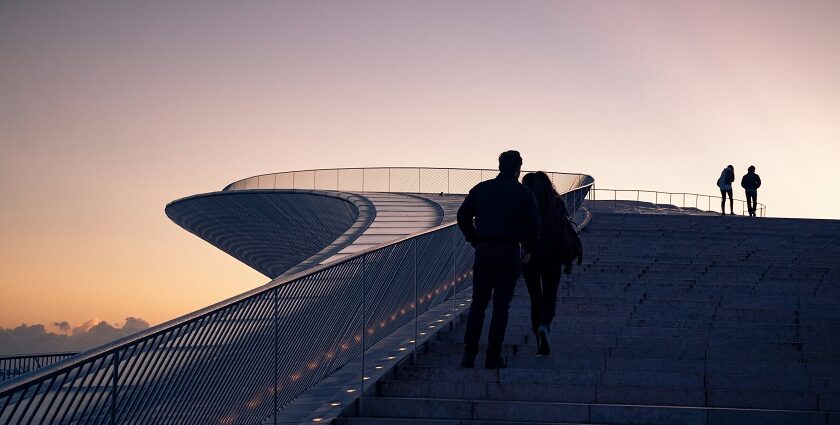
[
  {"xmin": 0, "ymin": 169, "xmax": 593, "ymax": 425},
  {"xmin": 588, "ymin": 188, "xmax": 766, "ymax": 217},
  {"xmin": 0, "ymin": 354, "xmax": 78, "ymax": 384},
  {"xmin": 222, "ymin": 167, "xmax": 593, "ymax": 197}
]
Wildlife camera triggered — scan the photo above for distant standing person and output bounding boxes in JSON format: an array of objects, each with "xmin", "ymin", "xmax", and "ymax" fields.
[
  {"xmin": 741, "ymin": 165, "xmax": 762, "ymax": 216},
  {"xmin": 456, "ymin": 151, "xmax": 541, "ymax": 369},
  {"xmin": 521, "ymin": 171, "xmax": 572, "ymax": 357},
  {"xmin": 717, "ymin": 165, "xmax": 735, "ymax": 215}
]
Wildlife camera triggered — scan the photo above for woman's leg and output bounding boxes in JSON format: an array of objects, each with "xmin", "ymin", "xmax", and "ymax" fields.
[
  {"xmin": 726, "ymin": 189, "xmax": 735, "ymax": 214},
  {"xmin": 522, "ymin": 262, "xmax": 542, "ymax": 335},
  {"xmin": 540, "ymin": 262, "xmax": 563, "ymax": 330},
  {"xmin": 720, "ymin": 190, "xmax": 726, "ymax": 214}
]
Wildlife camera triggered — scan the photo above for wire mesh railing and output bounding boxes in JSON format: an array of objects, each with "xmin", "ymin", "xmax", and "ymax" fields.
[
  {"xmin": 0, "ymin": 170, "xmax": 594, "ymax": 425},
  {"xmin": 222, "ymin": 167, "xmax": 593, "ymax": 197},
  {"xmin": 0, "ymin": 354, "xmax": 78, "ymax": 384},
  {"xmin": 588, "ymin": 188, "xmax": 766, "ymax": 217}
]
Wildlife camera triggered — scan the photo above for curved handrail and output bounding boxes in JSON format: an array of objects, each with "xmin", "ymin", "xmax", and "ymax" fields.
[
  {"xmin": 221, "ymin": 167, "xmax": 594, "ymax": 195},
  {"xmin": 590, "ymin": 188, "xmax": 766, "ymax": 217},
  {"xmin": 0, "ymin": 169, "xmax": 594, "ymax": 424}
]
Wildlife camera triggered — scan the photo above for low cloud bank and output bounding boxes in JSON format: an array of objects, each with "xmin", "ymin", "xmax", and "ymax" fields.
[{"xmin": 0, "ymin": 317, "xmax": 150, "ymax": 355}]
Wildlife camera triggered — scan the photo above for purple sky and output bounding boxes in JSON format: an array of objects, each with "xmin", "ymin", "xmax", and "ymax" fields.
[{"xmin": 2, "ymin": 1, "xmax": 839, "ymax": 334}]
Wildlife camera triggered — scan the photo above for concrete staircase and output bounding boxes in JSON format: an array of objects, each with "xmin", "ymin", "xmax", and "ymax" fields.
[{"xmin": 337, "ymin": 213, "xmax": 840, "ymax": 424}]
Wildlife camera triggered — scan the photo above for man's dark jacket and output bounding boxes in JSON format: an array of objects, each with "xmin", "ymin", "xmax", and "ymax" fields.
[
  {"xmin": 456, "ymin": 173, "xmax": 541, "ymax": 254},
  {"xmin": 741, "ymin": 172, "xmax": 762, "ymax": 192}
]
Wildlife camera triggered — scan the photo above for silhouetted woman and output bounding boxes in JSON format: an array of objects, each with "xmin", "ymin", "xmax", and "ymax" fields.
[
  {"xmin": 717, "ymin": 165, "xmax": 735, "ymax": 215},
  {"xmin": 521, "ymin": 171, "xmax": 570, "ymax": 357}
]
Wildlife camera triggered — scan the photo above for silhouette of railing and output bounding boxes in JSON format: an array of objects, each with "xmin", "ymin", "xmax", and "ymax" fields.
[
  {"xmin": 589, "ymin": 188, "xmax": 766, "ymax": 217},
  {"xmin": 224, "ymin": 166, "xmax": 592, "ymax": 204},
  {"xmin": 0, "ymin": 354, "xmax": 77, "ymax": 384},
  {"xmin": 0, "ymin": 169, "xmax": 593, "ymax": 424}
]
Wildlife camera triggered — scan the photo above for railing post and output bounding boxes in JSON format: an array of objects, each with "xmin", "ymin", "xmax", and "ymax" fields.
[
  {"xmin": 360, "ymin": 255, "xmax": 366, "ymax": 415},
  {"xmin": 447, "ymin": 169, "xmax": 450, "ymax": 195},
  {"xmin": 451, "ymin": 226, "xmax": 457, "ymax": 331},
  {"xmin": 635, "ymin": 191, "xmax": 640, "ymax": 214},
  {"xmin": 418, "ymin": 168, "xmax": 421, "ymax": 193},
  {"xmin": 413, "ymin": 238, "xmax": 418, "ymax": 365},
  {"xmin": 273, "ymin": 287, "xmax": 278, "ymax": 425},
  {"xmin": 110, "ymin": 351, "xmax": 119, "ymax": 425}
]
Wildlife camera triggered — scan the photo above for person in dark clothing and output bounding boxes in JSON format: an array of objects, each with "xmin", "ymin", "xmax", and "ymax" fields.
[
  {"xmin": 521, "ymin": 171, "xmax": 570, "ymax": 357},
  {"xmin": 456, "ymin": 150, "xmax": 541, "ymax": 369},
  {"xmin": 741, "ymin": 165, "xmax": 762, "ymax": 217},
  {"xmin": 717, "ymin": 165, "xmax": 736, "ymax": 215}
]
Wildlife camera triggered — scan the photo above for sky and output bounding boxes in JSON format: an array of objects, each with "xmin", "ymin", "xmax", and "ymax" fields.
[{"xmin": 1, "ymin": 1, "xmax": 839, "ymax": 349}]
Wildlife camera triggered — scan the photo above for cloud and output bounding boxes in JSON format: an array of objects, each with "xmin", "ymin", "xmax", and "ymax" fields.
[{"xmin": 0, "ymin": 317, "xmax": 150, "ymax": 356}]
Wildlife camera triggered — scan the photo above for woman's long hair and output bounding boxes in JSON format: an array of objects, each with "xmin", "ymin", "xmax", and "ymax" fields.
[{"xmin": 522, "ymin": 171, "xmax": 568, "ymax": 221}]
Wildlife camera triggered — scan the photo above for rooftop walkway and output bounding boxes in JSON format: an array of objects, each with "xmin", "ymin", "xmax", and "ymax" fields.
[{"xmin": 339, "ymin": 213, "xmax": 840, "ymax": 424}]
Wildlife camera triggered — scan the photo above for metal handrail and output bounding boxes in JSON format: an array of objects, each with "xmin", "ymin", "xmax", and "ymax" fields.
[
  {"xmin": 0, "ymin": 354, "xmax": 78, "ymax": 384},
  {"xmin": 0, "ymin": 170, "xmax": 594, "ymax": 425},
  {"xmin": 220, "ymin": 167, "xmax": 594, "ymax": 195},
  {"xmin": 589, "ymin": 188, "xmax": 766, "ymax": 217}
]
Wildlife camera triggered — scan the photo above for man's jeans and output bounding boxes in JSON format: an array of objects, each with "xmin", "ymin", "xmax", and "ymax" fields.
[
  {"xmin": 463, "ymin": 242, "xmax": 520, "ymax": 358},
  {"xmin": 746, "ymin": 191, "xmax": 758, "ymax": 215}
]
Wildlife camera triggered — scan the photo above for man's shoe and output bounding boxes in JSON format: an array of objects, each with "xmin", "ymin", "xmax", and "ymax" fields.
[
  {"xmin": 485, "ymin": 355, "xmax": 507, "ymax": 369},
  {"xmin": 460, "ymin": 353, "xmax": 475, "ymax": 368},
  {"xmin": 537, "ymin": 325, "xmax": 551, "ymax": 357}
]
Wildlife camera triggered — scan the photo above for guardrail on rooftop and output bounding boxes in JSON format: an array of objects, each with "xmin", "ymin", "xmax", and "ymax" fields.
[
  {"xmin": 224, "ymin": 167, "xmax": 595, "ymax": 225},
  {"xmin": 0, "ymin": 168, "xmax": 593, "ymax": 425},
  {"xmin": 588, "ymin": 188, "xmax": 766, "ymax": 217}
]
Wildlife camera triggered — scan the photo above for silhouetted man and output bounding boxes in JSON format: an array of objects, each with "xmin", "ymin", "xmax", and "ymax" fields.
[
  {"xmin": 741, "ymin": 165, "xmax": 762, "ymax": 216},
  {"xmin": 456, "ymin": 151, "xmax": 541, "ymax": 369},
  {"xmin": 717, "ymin": 165, "xmax": 735, "ymax": 215}
]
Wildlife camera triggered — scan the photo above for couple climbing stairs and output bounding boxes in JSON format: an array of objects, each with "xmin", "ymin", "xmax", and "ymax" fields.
[{"xmin": 337, "ymin": 213, "xmax": 840, "ymax": 424}]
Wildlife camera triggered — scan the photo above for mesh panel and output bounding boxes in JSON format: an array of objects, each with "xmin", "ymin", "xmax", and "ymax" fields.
[
  {"xmin": 293, "ymin": 171, "xmax": 316, "ymax": 190},
  {"xmin": 275, "ymin": 173, "xmax": 295, "ymax": 189},
  {"xmin": 338, "ymin": 169, "xmax": 365, "ymax": 192},
  {"xmin": 314, "ymin": 169, "xmax": 340, "ymax": 190},
  {"xmin": 448, "ymin": 169, "xmax": 483, "ymax": 194},
  {"xmin": 361, "ymin": 169, "xmax": 389, "ymax": 192},
  {"xmin": 419, "ymin": 169, "xmax": 447, "ymax": 194},
  {"xmin": 258, "ymin": 174, "xmax": 276, "ymax": 190},
  {"xmin": 389, "ymin": 169, "xmax": 421, "ymax": 193}
]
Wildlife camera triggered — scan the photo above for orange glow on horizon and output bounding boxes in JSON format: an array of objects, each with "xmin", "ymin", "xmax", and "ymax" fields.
[{"xmin": 2, "ymin": 1, "xmax": 839, "ymax": 334}]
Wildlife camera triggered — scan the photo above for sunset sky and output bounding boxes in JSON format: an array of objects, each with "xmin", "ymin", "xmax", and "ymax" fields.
[{"xmin": 1, "ymin": 1, "xmax": 839, "ymax": 342}]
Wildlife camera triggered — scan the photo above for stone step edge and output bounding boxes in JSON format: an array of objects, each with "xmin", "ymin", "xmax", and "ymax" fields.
[
  {"xmin": 375, "ymin": 378, "xmax": 840, "ymax": 398},
  {"xmin": 352, "ymin": 396, "xmax": 840, "ymax": 420},
  {"xmin": 336, "ymin": 418, "xmax": 609, "ymax": 425}
]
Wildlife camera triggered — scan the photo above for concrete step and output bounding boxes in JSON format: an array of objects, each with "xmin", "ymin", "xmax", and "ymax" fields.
[
  {"xmin": 354, "ymin": 396, "xmax": 834, "ymax": 424},
  {"xmin": 376, "ymin": 379, "xmax": 832, "ymax": 411},
  {"xmin": 336, "ymin": 418, "xmax": 605, "ymax": 425}
]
